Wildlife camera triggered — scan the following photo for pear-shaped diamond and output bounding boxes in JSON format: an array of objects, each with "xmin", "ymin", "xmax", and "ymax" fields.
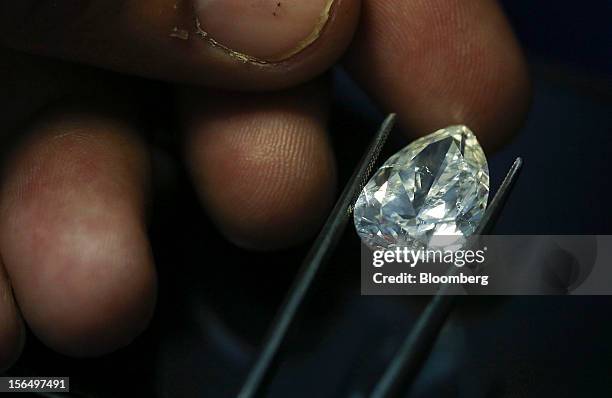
[{"xmin": 354, "ymin": 125, "xmax": 489, "ymax": 250}]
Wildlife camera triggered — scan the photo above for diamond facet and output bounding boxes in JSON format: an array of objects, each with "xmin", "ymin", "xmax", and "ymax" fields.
[{"xmin": 353, "ymin": 125, "xmax": 489, "ymax": 249}]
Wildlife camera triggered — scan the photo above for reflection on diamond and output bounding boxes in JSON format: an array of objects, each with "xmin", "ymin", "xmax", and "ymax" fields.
[{"xmin": 354, "ymin": 126, "xmax": 489, "ymax": 250}]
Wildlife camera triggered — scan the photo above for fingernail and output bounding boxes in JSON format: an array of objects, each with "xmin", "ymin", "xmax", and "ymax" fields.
[{"xmin": 194, "ymin": 0, "xmax": 335, "ymax": 62}]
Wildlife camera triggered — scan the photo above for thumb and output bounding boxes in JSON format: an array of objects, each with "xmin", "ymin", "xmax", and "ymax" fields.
[{"xmin": 0, "ymin": 0, "xmax": 359, "ymax": 90}]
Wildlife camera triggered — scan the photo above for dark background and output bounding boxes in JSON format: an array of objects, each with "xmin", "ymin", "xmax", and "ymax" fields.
[{"xmin": 9, "ymin": 1, "xmax": 612, "ymax": 397}]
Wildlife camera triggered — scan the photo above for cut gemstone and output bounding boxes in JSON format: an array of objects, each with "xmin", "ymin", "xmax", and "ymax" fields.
[{"xmin": 354, "ymin": 125, "xmax": 489, "ymax": 250}]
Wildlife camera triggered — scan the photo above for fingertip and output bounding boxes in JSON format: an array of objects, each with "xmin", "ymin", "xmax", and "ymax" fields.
[
  {"xmin": 182, "ymin": 85, "xmax": 336, "ymax": 250},
  {"xmin": 0, "ymin": 109, "xmax": 157, "ymax": 357},
  {"xmin": 1, "ymin": 0, "xmax": 361, "ymax": 90},
  {"xmin": 195, "ymin": 129, "xmax": 337, "ymax": 251},
  {"xmin": 34, "ymin": 240, "xmax": 157, "ymax": 357},
  {"xmin": 189, "ymin": 0, "xmax": 362, "ymax": 90},
  {"xmin": 194, "ymin": 0, "xmax": 337, "ymax": 62},
  {"xmin": 345, "ymin": 0, "xmax": 531, "ymax": 151},
  {"xmin": 17, "ymin": 211, "xmax": 157, "ymax": 357}
]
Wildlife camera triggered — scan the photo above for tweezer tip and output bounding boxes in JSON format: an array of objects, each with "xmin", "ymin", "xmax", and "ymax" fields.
[
  {"xmin": 504, "ymin": 157, "xmax": 523, "ymax": 185},
  {"xmin": 384, "ymin": 113, "xmax": 397, "ymax": 124},
  {"xmin": 513, "ymin": 157, "xmax": 523, "ymax": 167}
]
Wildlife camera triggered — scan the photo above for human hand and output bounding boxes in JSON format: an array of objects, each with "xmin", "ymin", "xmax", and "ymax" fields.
[{"xmin": 0, "ymin": 0, "xmax": 529, "ymax": 367}]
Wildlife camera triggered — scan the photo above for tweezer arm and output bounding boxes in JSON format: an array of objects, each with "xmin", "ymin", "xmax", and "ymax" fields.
[
  {"xmin": 370, "ymin": 157, "xmax": 523, "ymax": 398},
  {"xmin": 238, "ymin": 115, "xmax": 396, "ymax": 398}
]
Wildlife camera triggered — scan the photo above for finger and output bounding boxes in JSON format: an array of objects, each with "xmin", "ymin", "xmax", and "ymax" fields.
[
  {"xmin": 180, "ymin": 81, "xmax": 336, "ymax": 250},
  {"xmin": 0, "ymin": 105, "xmax": 156, "ymax": 356},
  {"xmin": 0, "ymin": 262, "xmax": 24, "ymax": 371},
  {"xmin": 0, "ymin": 0, "xmax": 360, "ymax": 90},
  {"xmin": 344, "ymin": 0, "xmax": 530, "ymax": 150}
]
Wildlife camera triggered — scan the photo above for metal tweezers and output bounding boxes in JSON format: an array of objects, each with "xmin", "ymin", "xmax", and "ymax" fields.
[
  {"xmin": 16, "ymin": 114, "xmax": 521, "ymax": 398},
  {"xmin": 238, "ymin": 114, "xmax": 523, "ymax": 398}
]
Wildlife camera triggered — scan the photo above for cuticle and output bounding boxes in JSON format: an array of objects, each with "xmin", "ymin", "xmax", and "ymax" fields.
[
  {"xmin": 193, "ymin": 0, "xmax": 336, "ymax": 66},
  {"xmin": 194, "ymin": 16, "xmax": 272, "ymax": 66}
]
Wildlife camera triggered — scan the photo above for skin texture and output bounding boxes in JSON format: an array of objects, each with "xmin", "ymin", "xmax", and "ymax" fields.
[
  {"xmin": 344, "ymin": 0, "xmax": 530, "ymax": 151},
  {"xmin": 181, "ymin": 81, "xmax": 336, "ymax": 250},
  {"xmin": 0, "ymin": 106, "xmax": 156, "ymax": 357},
  {"xmin": 0, "ymin": 0, "xmax": 360, "ymax": 90},
  {"xmin": 0, "ymin": 0, "xmax": 530, "ymax": 368}
]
